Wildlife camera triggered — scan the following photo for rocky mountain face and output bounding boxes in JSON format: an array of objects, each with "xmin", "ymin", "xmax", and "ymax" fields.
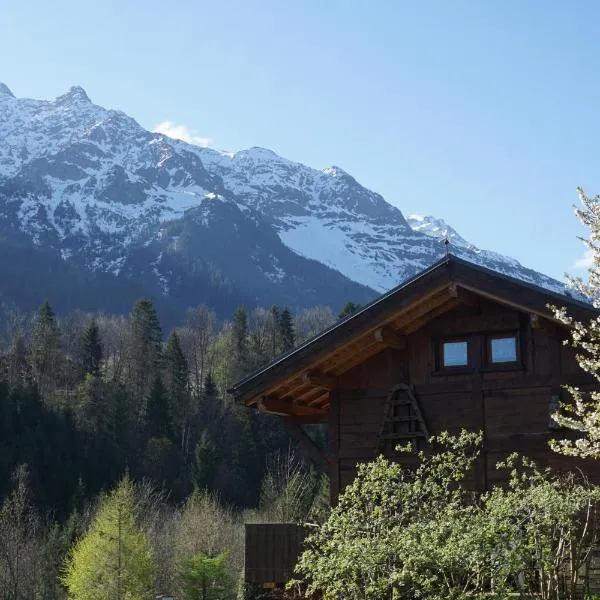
[{"xmin": 0, "ymin": 83, "xmax": 566, "ymax": 320}]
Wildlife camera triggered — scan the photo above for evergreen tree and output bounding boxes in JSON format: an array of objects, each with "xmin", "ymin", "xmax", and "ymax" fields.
[
  {"xmin": 181, "ymin": 551, "xmax": 228, "ymax": 600},
  {"xmin": 75, "ymin": 373, "xmax": 106, "ymax": 435},
  {"xmin": 192, "ymin": 373, "xmax": 220, "ymax": 490},
  {"xmin": 231, "ymin": 307, "xmax": 249, "ymax": 379},
  {"xmin": 279, "ymin": 307, "xmax": 295, "ymax": 352},
  {"xmin": 31, "ymin": 300, "xmax": 62, "ymax": 390},
  {"xmin": 338, "ymin": 301, "xmax": 362, "ymax": 319},
  {"xmin": 267, "ymin": 305, "xmax": 281, "ymax": 359},
  {"xmin": 129, "ymin": 299, "xmax": 163, "ymax": 422},
  {"xmin": 78, "ymin": 320, "xmax": 103, "ymax": 377},
  {"xmin": 192, "ymin": 430, "xmax": 217, "ymax": 491},
  {"xmin": 146, "ymin": 373, "xmax": 172, "ymax": 440},
  {"xmin": 165, "ymin": 331, "xmax": 190, "ymax": 453},
  {"xmin": 6, "ymin": 333, "xmax": 29, "ymax": 387},
  {"xmin": 62, "ymin": 476, "xmax": 155, "ymax": 600}
]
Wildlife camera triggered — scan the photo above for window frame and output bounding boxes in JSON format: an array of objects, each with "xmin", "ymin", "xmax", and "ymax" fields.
[
  {"xmin": 484, "ymin": 331, "xmax": 521, "ymax": 368},
  {"xmin": 437, "ymin": 337, "xmax": 471, "ymax": 371}
]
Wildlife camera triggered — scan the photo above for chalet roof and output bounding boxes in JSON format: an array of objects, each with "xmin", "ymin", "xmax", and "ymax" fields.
[{"xmin": 228, "ymin": 255, "xmax": 595, "ymax": 417}]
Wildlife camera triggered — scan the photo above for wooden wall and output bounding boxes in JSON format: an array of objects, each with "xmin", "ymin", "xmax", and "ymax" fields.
[
  {"xmin": 244, "ymin": 524, "xmax": 308, "ymax": 585},
  {"xmin": 329, "ymin": 300, "xmax": 600, "ymax": 502}
]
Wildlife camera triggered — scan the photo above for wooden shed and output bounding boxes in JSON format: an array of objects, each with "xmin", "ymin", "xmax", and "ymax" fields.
[{"xmin": 229, "ymin": 255, "xmax": 600, "ymax": 584}]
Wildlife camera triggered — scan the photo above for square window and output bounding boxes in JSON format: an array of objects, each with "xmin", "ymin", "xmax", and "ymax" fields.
[
  {"xmin": 489, "ymin": 335, "xmax": 518, "ymax": 363},
  {"xmin": 442, "ymin": 340, "xmax": 468, "ymax": 367}
]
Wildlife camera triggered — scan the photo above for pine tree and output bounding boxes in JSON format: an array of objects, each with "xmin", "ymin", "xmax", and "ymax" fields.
[
  {"xmin": 75, "ymin": 373, "xmax": 106, "ymax": 435},
  {"xmin": 7, "ymin": 333, "xmax": 29, "ymax": 387},
  {"xmin": 129, "ymin": 299, "xmax": 163, "ymax": 422},
  {"xmin": 78, "ymin": 320, "xmax": 103, "ymax": 377},
  {"xmin": 267, "ymin": 305, "xmax": 281, "ymax": 359},
  {"xmin": 192, "ymin": 373, "xmax": 220, "ymax": 490},
  {"xmin": 338, "ymin": 301, "xmax": 362, "ymax": 319},
  {"xmin": 31, "ymin": 300, "xmax": 62, "ymax": 392},
  {"xmin": 231, "ymin": 307, "xmax": 249, "ymax": 379},
  {"xmin": 62, "ymin": 476, "xmax": 155, "ymax": 600},
  {"xmin": 164, "ymin": 331, "xmax": 190, "ymax": 453},
  {"xmin": 279, "ymin": 307, "xmax": 295, "ymax": 352},
  {"xmin": 192, "ymin": 430, "xmax": 217, "ymax": 491},
  {"xmin": 146, "ymin": 373, "xmax": 172, "ymax": 440}
]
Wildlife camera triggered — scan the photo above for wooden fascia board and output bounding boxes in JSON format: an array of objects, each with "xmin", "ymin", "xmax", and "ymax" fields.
[
  {"xmin": 455, "ymin": 283, "xmax": 566, "ymax": 325},
  {"xmin": 237, "ymin": 281, "xmax": 452, "ymax": 405},
  {"xmin": 450, "ymin": 260, "xmax": 595, "ymax": 323}
]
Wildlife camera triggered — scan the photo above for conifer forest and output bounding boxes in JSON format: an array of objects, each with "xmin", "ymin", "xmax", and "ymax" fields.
[{"xmin": 0, "ymin": 299, "xmax": 335, "ymax": 599}]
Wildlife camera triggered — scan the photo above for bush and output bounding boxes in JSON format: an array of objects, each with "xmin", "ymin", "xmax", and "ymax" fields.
[{"xmin": 291, "ymin": 431, "xmax": 600, "ymax": 600}]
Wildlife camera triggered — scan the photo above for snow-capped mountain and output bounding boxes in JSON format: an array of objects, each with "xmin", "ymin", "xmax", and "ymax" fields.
[{"xmin": 0, "ymin": 83, "xmax": 567, "ymax": 318}]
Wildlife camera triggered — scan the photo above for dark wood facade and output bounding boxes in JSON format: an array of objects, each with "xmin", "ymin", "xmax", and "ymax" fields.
[
  {"xmin": 230, "ymin": 256, "xmax": 600, "ymax": 504},
  {"xmin": 244, "ymin": 524, "xmax": 308, "ymax": 586},
  {"xmin": 330, "ymin": 298, "xmax": 598, "ymax": 498}
]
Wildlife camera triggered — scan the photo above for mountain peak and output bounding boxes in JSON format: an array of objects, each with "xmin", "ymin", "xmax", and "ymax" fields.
[
  {"xmin": 55, "ymin": 85, "xmax": 91, "ymax": 104},
  {"xmin": 0, "ymin": 82, "xmax": 15, "ymax": 98},
  {"xmin": 323, "ymin": 165, "xmax": 348, "ymax": 177},
  {"xmin": 235, "ymin": 147, "xmax": 278, "ymax": 161}
]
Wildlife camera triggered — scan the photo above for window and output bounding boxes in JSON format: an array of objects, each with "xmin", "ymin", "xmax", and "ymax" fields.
[
  {"xmin": 487, "ymin": 334, "xmax": 518, "ymax": 364},
  {"xmin": 441, "ymin": 340, "xmax": 469, "ymax": 367}
]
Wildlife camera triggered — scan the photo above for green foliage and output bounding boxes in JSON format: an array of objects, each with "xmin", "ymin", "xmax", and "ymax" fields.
[
  {"xmin": 267, "ymin": 305, "xmax": 280, "ymax": 359},
  {"xmin": 486, "ymin": 454, "xmax": 600, "ymax": 599},
  {"xmin": 0, "ymin": 298, "xmax": 333, "ymax": 599},
  {"xmin": 292, "ymin": 431, "xmax": 600, "ymax": 600},
  {"xmin": 164, "ymin": 330, "xmax": 189, "ymax": 448},
  {"xmin": 338, "ymin": 301, "xmax": 361, "ymax": 319},
  {"xmin": 278, "ymin": 307, "xmax": 295, "ymax": 352},
  {"xmin": 78, "ymin": 320, "xmax": 103, "ymax": 377},
  {"xmin": 146, "ymin": 373, "xmax": 172, "ymax": 439},
  {"xmin": 231, "ymin": 306, "xmax": 249, "ymax": 377},
  {"xmin": 31, "ymin": 300, "xmax": 62, "ymax": 390},
  {"xmin": 62, "ymin": 475, "xmax": 155, "ymax": 600},
  {"xmin": 0, "ymin": 298, "xmax": 324, "ymax": 520},
  {"xmin": 180, "ymin": 551, "xmax": 228, "ymax": 600},
  {"xmin": 258, "ymin": 450, "xmax": 321, "ymax": 524},
  {"xmin": 129, "ymin": 298, "xmax": 163, "ymax": 420}
]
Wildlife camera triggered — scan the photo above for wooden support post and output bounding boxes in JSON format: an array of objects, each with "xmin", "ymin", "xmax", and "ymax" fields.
[
  {"xmin": 373, "ymin": 327, "xmax": 406, "ymax": 349},
  {"xmin": 302, "ymin": 370, "xmax": 337, "ymax": 390},
  {"xmin": 283, "ymin": 417, "xmax": 330, "ymax": 471}
]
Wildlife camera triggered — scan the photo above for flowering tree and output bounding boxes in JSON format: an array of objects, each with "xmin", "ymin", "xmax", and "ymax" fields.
[{"xmin": 551, "ymin": 188, "xmax": 600, "ymax": 457}]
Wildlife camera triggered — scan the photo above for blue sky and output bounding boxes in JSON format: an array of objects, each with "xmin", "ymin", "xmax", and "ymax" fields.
[{"xmin": 1, "ymin": 0, "xmax": 599, "ymax": 281}]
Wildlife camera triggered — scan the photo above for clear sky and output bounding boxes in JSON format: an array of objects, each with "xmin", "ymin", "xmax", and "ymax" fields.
[{"xmin": 1, "ymin": 0, "xmax": 599, "ymax": 281}]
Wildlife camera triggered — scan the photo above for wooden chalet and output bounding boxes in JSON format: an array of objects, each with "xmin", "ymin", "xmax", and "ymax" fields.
[{"xmin": 229, "ymin": 255, "xmax": 600, "ymax": 587}]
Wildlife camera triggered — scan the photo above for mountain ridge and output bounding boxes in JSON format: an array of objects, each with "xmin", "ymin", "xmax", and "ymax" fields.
[{"xmin": 0, "ymin": 83, "xmax": 569, "ymax": 319}]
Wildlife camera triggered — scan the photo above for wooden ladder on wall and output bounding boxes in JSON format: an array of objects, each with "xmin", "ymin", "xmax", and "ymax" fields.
[{"xmin": 376, "ymin": 384, "xmax": 429, "ymax": 455}]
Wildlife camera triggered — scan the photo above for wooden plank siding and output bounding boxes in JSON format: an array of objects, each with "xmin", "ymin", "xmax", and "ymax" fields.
[
  {"xmin": 244, "ymin": 524, "xmax": 308, "ymax": 585},
  {"xmin": 328, "ymin": 301, "xmax": 600, "ymax": 501}
]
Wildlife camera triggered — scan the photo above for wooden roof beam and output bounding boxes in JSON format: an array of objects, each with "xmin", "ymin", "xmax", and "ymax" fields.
[
  {"xmin": 374, "ymin": 326, "xmax": 406, "ymax": 349},
  {"xmin": 403, "ymin": 298, "xmax": 462, "ymax": 334},
  {"xmin": 257, "ymin": 396, "xmax": 326, "ymax": 418},
  {"xmin": 449, "ymin": 283, "xmax": 479, "ymax": 306},
  {"xmin": 302, "ymin": 369, "xmax": 337, "ymax": 390}
]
